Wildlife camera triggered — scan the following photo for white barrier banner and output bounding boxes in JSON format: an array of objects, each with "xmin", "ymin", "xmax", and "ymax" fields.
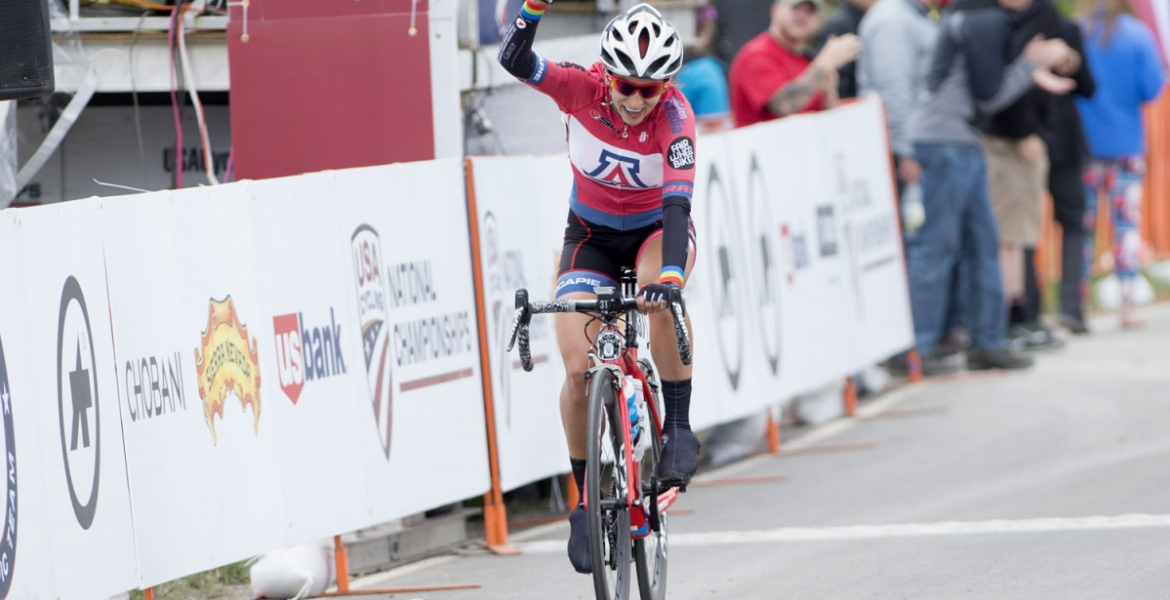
[
  {"xmin": 333, "ymin": 161, "xmax": 491, "ymax": 521},
  {"xmin": 17, "ymin": 200, "xmax": 140, "ymax": 600},
  {"xmin": 820, "ymin": 101, "xmax": 914, "ymax": 370},
  {"xmin": 0, "ymin": 210, "xmax": 59, "ymax": 600},
  {"xmin": 469, "ymin": 157, "xmax": 571, "ymax": 492},
  {"xmin": 249, "ymin": 172, "xmax": 373, "ymax": 543},
  {"xmin": 103, "ymin": 187, "xmax": 288, "ymax": 587}
]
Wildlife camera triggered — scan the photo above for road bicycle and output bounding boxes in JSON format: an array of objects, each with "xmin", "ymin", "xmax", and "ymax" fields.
[{"xmin": 508, "ymin": 267, "xmax": 691, "ymax": 600}]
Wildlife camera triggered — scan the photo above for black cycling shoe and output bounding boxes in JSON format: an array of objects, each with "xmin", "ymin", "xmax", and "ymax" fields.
[
  {"xmin": 567, "ymin": 504, "xmax": 591, "ymax": 574},
  {"xmin": 656, "ymin": 426, "xmax": 701, "ymax": 490}
]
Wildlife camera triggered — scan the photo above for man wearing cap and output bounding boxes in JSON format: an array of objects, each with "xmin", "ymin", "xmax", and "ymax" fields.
[{"xmin": 728, "ymin": 0, "xmax": 862, "ymax": 128}]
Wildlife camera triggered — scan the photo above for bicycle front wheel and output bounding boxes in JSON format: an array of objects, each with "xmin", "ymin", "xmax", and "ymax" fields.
[
  {"xmin": 586, "ymin": 367, "xmax": 632, "ymax": 600},
  {"xmin": 634, "ymin": 360, "xmax": 667, "ymax": 600}
]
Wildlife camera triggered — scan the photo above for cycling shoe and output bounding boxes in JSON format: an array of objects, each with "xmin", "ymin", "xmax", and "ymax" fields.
[
  {"xmin": 656, "ymin": 426, "xmax": 701, "ymax": 489},
  {"xmin": 567, "ymin": 504, "xmax": 592, "ymax": 574}
]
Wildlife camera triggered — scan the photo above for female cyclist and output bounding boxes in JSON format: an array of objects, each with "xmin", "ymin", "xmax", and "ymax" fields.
[{"xmin": 498, "ymin": 0, "xmax": 700, "ymax": 574}]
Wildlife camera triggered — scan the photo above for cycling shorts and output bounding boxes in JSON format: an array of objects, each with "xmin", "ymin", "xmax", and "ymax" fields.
[{"xmin": 556, "ymin": 209, "xmax": 697, "ymax": 298}]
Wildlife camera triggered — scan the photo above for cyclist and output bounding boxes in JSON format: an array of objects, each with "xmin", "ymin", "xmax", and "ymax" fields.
[{"xmin": 498, "ymin": 0, "xmax": 700, "ymax": 575}]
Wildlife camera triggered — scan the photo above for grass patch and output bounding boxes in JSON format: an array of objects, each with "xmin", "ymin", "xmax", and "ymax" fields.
[{"xmin": 129, "ymin": 562, "xmax": 250, "ymax": 600}]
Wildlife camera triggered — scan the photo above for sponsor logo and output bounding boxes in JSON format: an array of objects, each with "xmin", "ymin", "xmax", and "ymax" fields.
[
  {"xmin": 556, "ymin": 276, "xmax": 603, "ymax": 291},
  {"xmin": 744, "ymin": 154, "xmax": 784, "ymax": 376},
  {"xmin": 0, "ymin": 337, "xmax": 18, "ymax": 597},
  {"xmin": 816, "ymin": 205, "xmax": 839, "ymax": 257},
  {"xmin": 352, "ymin": 225, "xmax": 393, "ymax": 459},
  {"xmin": 57, "ymin": 276, "xmax": 100, "ymax": 530},
  {"xmin": 529, "ymin": 56, "xmax": 548, "ymax": 85},
  {"xmin": 704, "ymin": 163, "xmax": 744, "ymax": 390},
  {"xmin": 639, "ymin": 131, "xmax": 648, "ymax": 143},
  {"xmin": 124, "ymin": 352, "xmax": 188, "ymax": 423},
  {"xmin": 586, "ymin": 150, "xmax": 648, "ymax": 188},
  {"xmin": 590, "ymin": 109, "xmax": 622, "ymax": 134},
  {"xmin": 667, "ymin": 137, "xmax": 695, "ymax": 170},
  {"xmin": 194, "ymin": 297, "xmax": 261, "ymax": 445},
  {"xmin": 273, "ymin": 309, "xmax": 347, "ymax": 405},
  {"xmin": 781, "ymin": 223, "xmax": 812, "ymax": 283},
  {"xmin": 558, "ymin": 61, "xmax": 587, "ymax": 72},
  {"xmin": 665, "ymin": 97, "xmax": 688, "ymax": 134},
  {"xmin": 515, "ymin": 17, "xmax": 526, "ymax": 29}
]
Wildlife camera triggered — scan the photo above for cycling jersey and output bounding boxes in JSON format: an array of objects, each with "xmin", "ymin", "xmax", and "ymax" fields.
[{"xmin": 523, "ymin": 59, "xmax": 698, "ymax": 232}]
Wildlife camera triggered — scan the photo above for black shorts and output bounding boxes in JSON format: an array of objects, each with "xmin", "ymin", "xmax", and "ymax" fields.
[{"xmin": 556, "ymin": 210, "xmax": 696, "ymax": 298}]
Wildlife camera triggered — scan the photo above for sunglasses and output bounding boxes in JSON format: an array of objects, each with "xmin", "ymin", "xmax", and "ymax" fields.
[{"xmin": 607, "ymin": 73, "xmax": 671, "ymax": 98}]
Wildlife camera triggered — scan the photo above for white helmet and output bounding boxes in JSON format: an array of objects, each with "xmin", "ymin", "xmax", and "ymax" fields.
[{"xmin": 599, "ymin": 3, "xmax": 684, "ymax": 81}]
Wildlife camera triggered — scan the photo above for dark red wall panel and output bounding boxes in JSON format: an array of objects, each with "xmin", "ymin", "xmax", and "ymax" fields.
[{"xmin": 227, "ymin": 0, "xmax": 434, "ymax": 180}]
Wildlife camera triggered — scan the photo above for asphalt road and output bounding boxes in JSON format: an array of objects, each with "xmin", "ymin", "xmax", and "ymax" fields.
[{"xmin": 347, "ymin": 304, "xmax": 1170, "ymax": 600}]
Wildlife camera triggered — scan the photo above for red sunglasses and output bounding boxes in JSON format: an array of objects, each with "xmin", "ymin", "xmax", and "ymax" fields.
[{"xmin": 607, "ymin": 73, "xmax": 671, "ymax": 98}]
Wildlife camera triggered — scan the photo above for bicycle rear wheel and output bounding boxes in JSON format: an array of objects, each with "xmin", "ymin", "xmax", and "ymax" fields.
[
  {"xmin": 586, "ymin": 367, "xmax": 632, "ymax": 600},
  {"xmin": 634, "ymin": 360, "xmax": 667, "ymax": 600}
]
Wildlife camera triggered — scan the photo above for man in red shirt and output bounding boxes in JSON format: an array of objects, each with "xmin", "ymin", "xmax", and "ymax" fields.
[{"xmin": 729, "ymin": 0, "xmax": 862, "ymax": 128}]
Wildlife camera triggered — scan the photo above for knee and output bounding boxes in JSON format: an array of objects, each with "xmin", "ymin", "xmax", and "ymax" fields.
[{"xmin": 563, "ymin": 356, "xmax": 590, "ymax": 405}]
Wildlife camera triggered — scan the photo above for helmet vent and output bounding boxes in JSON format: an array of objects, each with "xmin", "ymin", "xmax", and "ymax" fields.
[{"xmin": 614, "ymin": 48, "xmax": 637, "ymax": 74}]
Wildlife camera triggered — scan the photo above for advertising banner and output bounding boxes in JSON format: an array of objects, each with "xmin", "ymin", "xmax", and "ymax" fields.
[
  {"xmin": 103, "ymin": 187, "xmax": 288, "ymax": 587},
  {"xmin": 249, "ymin": 172, "xmax": 374, "ymax": 543},
  {"xmin": 0, "ymin": 210, "xmax": 59, "ymax": 600},
  {"xmin": 332, "ymin": 161, "xmax": 491, "ymax": 521},
  {"xmin": 469, "ymin": 156, "xmax": 572, "ymax": 492},
  {"xmin": 17, "ymin": 200, "xmax": 140, "ymax": 600}
]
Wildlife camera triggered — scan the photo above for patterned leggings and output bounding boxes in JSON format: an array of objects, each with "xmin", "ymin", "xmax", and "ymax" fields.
[{"xmin": 1083, "ymin": 157, "xmax": 1145, "ymax": 291}]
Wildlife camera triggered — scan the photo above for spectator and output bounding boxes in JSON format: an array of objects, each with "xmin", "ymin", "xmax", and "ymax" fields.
[
  {"xmin": 979, "ymin": 0, "xmax": 1065, "ymax": 350},
  {"xmin": 1037, "ymin": 16, "xmax": 1096, "ymax": 335},
  {"xmin": 814, "ymin": 0, "xmax": 878, "ymax": 99},
  {"xmin": 728, "ymin": 0, "xmax": 862, "ymax": 128},
  {"xmin": 857, "ymin": 0, "xmax": 938, "ymax": 194},
  {"xmin": 677, "ymin": 5, "xmax": 732, "ymax": 134},
  {"xmin": 904, "ymin": 0, "xmax": 1075, "ymax": 372},
  {"xmin": 1075, "ymin": 0, "xmax": 1167, "ymax": 328}
]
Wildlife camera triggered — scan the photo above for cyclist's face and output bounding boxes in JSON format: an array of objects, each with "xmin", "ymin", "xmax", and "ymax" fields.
[{"xmin": 608, "ymin": 74, "xmax": 667, "ymax": 126}]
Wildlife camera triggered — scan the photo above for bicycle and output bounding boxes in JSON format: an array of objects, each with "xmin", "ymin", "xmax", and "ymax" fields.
[{"xmin": 507, "ymin": 267, "xmax": 692, "ymax": 600}]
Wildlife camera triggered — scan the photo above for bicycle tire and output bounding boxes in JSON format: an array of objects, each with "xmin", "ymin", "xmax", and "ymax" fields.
[
  {"xmin": 633, "ymin": 360, "xmax": 667, "ymax": 600},
  {"xmin": 586, "ymin": 367, "xmax": 633, "ymax": 600}
]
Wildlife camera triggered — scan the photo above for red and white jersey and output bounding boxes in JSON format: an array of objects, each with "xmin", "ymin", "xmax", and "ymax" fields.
[{"xmin": 525, "ymin": 58, "xmax": 697, "ymax": 231}]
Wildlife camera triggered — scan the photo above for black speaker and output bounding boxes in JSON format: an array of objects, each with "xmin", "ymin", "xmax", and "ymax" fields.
[{"xmin": 0, "ymin": 0, "xmax": 55, "ymax": 100}]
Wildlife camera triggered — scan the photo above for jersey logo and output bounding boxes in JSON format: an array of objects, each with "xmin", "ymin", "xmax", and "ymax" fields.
[
  {"xmin": 586, "ymin": 150, "xmax": 649, "ymax": 188},
  {"xmin": 668, "ymin": 137, "xmax": 695, "ymax": 170}
]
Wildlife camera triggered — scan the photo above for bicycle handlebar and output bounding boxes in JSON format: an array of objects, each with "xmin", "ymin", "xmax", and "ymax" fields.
[{"xmin": 506, "ymin": 287, "xmax": 692, "ymax": 371}]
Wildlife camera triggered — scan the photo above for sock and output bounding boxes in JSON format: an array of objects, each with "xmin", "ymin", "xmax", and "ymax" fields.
[
  {"xmin": 1008, "ymin": 300, "xmax": 1027, "ymax": 326},
  {"xmin": 661, "ymin": 379, "xmax": 692, "ymax": 432},
  {"xmin": 570, "ymin": 458, "xmax": 586, "ymax": 502}
]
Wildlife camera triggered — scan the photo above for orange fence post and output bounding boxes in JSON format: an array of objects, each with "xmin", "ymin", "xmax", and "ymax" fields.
[
  {"xmin": 843, "ymin": 377, "xmax": 858, "ymax": 418},
  {"xmin": 144, "ymin": 589, "xmax": 154, "ymax": 600},
  {"xmin": 766, "ymin": 407, "xmax": 781, "ymax": 454},
  {"xmin": 465, "ymin": 158, "xmax": 517, "ymax": 555},
  {"xmin": 334, "ymin": 535, "xmax": 351, "ymax": 592},
  {"xmin": 906, "ymin": 349, "xmax": 924, "ymax": 383},
  {"xmin": 1142, "ymin": 94, "xmax": 1170, "ymax": 259}
]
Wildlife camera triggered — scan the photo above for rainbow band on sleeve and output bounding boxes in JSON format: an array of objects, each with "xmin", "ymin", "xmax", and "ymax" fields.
[
  {"xmin": 660, "ymin": 266, "xmax": 685, "ymax": 287},
  {"xmin": 521, "ymin": 0, "xmax": 547, "ymax": 20}
]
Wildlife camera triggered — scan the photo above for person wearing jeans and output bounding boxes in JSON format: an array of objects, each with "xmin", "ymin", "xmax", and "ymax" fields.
[{"xmin": 906, "ymin": 0, "xmax": 1076, "ymax": 371}]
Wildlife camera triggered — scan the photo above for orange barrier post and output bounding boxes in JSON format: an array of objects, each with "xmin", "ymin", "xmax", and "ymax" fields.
[
  {"xmin": 906, "ymin": 349, "xmax": 924, "ymax": 383},
  {"xmin": 144, "ymin": 589, "xmax": 154, "ymax": 600},
  {"xmin": 464, "ymin": 158, "xmax": 518, "ymax": 555},
  {"xmin": 766, "ymin": 407, "xmax": 781, "ymax": 454},
  {"xmin": 843, "ymin": 377, "xmax": 858, "ymax": 418},
  {"xmin": 334, "ymin": 535, "xmax": 351, "ymax": 593},
  {"xmin": 1142, "ymin": 94, "xmax": 1170, "ymax": 259}
]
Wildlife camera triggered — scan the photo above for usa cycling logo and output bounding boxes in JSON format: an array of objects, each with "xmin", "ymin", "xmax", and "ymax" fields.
[
  {"xmin": 352, "ymin": 225, "xmax": 393, "ymax": 459},
  {"xmin": 586, "ymin": 150, "xmax": 649, "ymax": 188}
]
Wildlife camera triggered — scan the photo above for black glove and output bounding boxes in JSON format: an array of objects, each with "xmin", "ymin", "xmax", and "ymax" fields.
[{"xmin": 638, "ymin": 281, "xmax": 680, "ymax": 304}]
